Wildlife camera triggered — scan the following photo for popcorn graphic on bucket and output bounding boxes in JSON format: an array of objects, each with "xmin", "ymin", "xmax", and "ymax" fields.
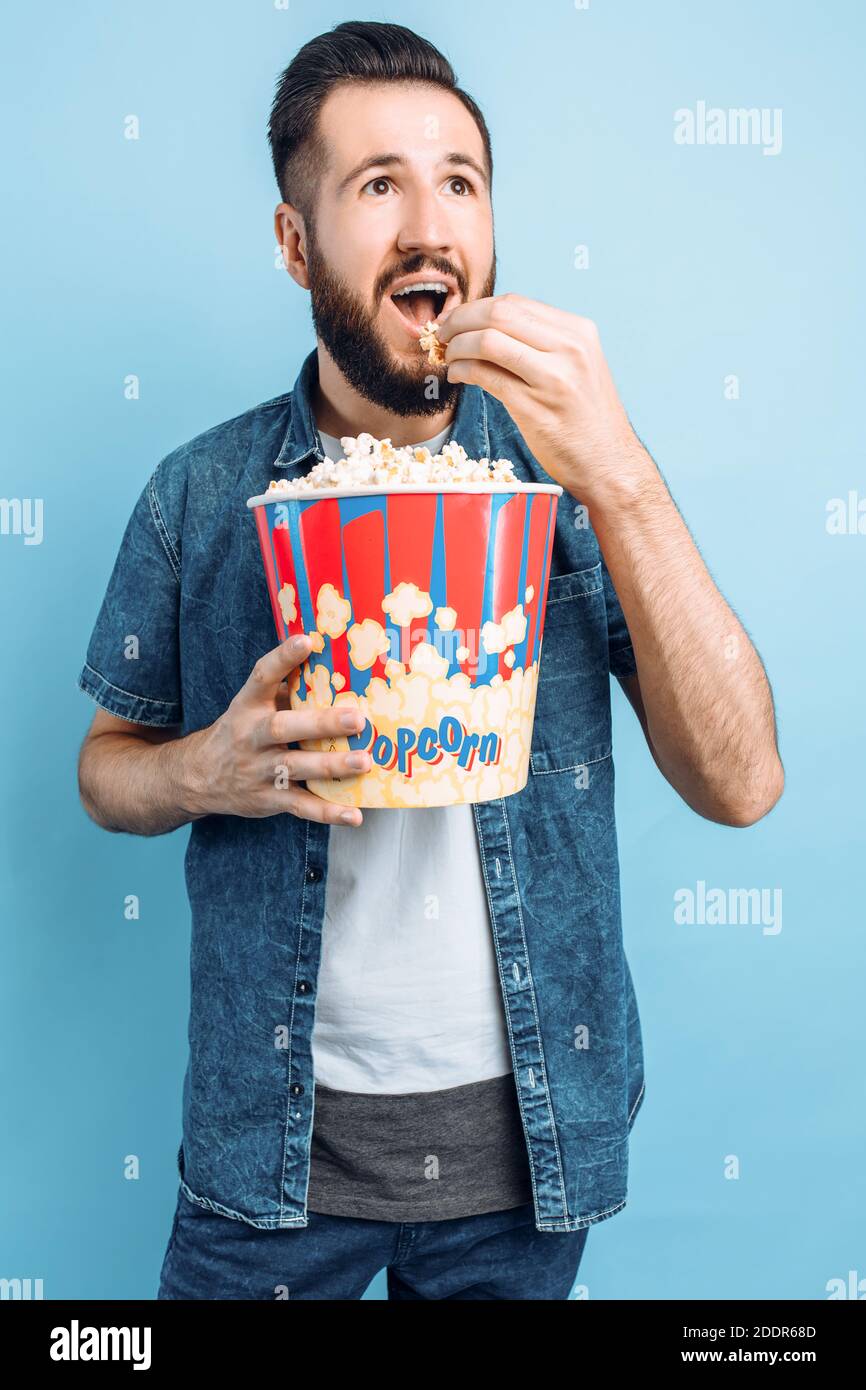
[{"xmin": 246, "ymin": 435, "xmax": 562, "ymax": 808}]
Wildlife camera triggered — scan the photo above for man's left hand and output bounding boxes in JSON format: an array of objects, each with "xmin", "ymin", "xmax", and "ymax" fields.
[{"xmin": 437, "ymin": 294, "xmax": 647, "ymax": 502}]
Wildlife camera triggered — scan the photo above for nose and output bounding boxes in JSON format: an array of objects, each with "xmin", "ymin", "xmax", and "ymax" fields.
[{"xmin": 396, "ymin": 188, "xmax": 454, "ymax": 258}]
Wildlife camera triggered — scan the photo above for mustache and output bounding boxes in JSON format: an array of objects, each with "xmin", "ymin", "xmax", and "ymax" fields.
[{"xmin": 374, "ymin": 254, "xmax": 469, "ymax": 304}]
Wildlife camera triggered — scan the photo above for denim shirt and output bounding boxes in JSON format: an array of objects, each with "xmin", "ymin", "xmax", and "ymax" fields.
[{"xmin": 78, "ymin": 350, "xmax": 646, "ymax": 1233}]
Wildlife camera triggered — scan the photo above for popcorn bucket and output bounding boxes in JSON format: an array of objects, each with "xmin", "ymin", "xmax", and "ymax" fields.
[{"xmin": 246, "ymin": 480, "xmax": 562, "ymax": 808}]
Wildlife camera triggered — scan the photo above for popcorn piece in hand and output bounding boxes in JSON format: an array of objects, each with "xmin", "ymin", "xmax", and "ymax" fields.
[{"xmin": 419, "ymin": 319, "xmax": 447, "ymax": 367}]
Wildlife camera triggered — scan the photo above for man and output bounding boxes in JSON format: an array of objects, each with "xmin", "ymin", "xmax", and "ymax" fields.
[{"xmin": 76, "ymin": 21, "xmax": 783, "ymax": 1301}]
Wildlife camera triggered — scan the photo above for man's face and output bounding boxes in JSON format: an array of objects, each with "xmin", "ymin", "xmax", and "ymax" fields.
[{"xmin": 301, "ymin": 82, "xmax": 496, "ymax": 417}]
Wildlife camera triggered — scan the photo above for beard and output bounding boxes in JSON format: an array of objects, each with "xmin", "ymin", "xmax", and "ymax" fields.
[{"xmin": 306, "ymin": 235, "xmax": 496, "ymax": 418}]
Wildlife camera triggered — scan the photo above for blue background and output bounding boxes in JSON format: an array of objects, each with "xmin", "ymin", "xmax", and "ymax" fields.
[{"xmin": 1, "ymin": 0, "xmax": 863, "ymax": 1300}]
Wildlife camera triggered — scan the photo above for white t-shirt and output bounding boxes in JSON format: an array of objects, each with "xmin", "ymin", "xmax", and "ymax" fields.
[{"xmin": 312, "ymin": 425, "xmax": 513, "ymax": 1094}]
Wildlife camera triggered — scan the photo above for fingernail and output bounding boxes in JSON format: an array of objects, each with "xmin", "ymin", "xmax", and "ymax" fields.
[
  {"xmin": 346, "ymin": 753, "xmax": 368, "ymax": 770},
  {"xmin": 339, "ymin": 809, "xmax": 358, "ymax": 824},
  {"xmin": 290, "ymin": 634, "xmax": 308, "ymax": 652},
  {"xmin": 339, "ymin": 711, "xmax": 361, "ymax": 729}
]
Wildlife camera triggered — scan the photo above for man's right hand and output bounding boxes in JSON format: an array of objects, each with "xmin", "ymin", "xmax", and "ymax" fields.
[{"xmin": 184, "ymin": 633, "xmax": 371, "ymax": 827}]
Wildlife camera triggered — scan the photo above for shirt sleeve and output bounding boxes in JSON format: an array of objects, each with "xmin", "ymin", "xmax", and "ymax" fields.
[
  {"xmin": 77, "ymin": 457, "xmax": 184, "ymax": 727},
  {"xmin": 600, "ymin": 555, "xmax": 638, "ymax": 680}
]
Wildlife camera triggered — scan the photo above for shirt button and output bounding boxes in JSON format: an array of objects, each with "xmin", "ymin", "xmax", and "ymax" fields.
[
  {"xmin": 306, "ymin": 866, "xmax": 322, "ymax": 883},
  {"xmin": 297, "ymin": 980, "xmax": 311, "ymax": 994},
  {"xmin": 291, "ymin": 1083, "xmax": 305, "ymax": 1097}
]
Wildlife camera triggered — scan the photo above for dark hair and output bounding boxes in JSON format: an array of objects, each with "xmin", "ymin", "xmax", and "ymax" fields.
[{"xmin": 267, "ymin": 20, "xmax": 493, "ymax": 223}]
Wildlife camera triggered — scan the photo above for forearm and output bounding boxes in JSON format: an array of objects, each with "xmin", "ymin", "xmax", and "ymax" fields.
[
  {"xmin": 585, "ymin": 448, "xmax": 783, "ymax": 823},
  {"xmin": 78, "ymin": 729, "xmax": 208, "ymax": 837}
]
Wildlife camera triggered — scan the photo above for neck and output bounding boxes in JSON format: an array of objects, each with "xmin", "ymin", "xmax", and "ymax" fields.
[{"xmin": 312, "ymin": 343, "xmax": 456, "ymax": 447}]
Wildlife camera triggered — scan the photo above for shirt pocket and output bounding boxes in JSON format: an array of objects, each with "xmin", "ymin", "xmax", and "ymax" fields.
[{"xmin": 529, "ymin": 562, "xmax": 612, "ymax": 775}]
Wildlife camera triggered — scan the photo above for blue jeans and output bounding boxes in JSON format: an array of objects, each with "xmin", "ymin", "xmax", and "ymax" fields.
[{"xmin": 157, "ymin": 1187, "xmax": 590, "ymax": 1300}]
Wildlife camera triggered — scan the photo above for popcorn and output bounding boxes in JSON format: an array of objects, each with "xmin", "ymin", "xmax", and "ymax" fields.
[
  {"xmin": 435, "ymin": 605, "xmax": 457, "ymax": 631},
  {"xmin": 480, "ymin": 604, "xmax": 528, "ymax": 655},
  {"xmin": 346, "ymin": 618, "xmax": 390, "ymax": 671},
  {"xmin": 419, "ymin": 319, "xmax": 447, "ymax": 367},
  {"xmin": 277, "ymin": 582, "xmax": 297, "ymax": 626},
  {"xmin": 265, "ymin": 433, "xmax": 518, "ymax": 496},
  {"xmin": 315, "ymin": 582, "xmax": 352, "ymax": 639},
  {"xmin": 381, "ymin": 580, "xmax": 433, "ymax": 628}
]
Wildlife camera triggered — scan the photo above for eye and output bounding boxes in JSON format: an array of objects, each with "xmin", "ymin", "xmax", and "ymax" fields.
[
  {"xmin": 362, "ymin": 177, "xmax": 394, "ymax": 196},
  {"xmin": 444, "ymin": 176, "xmax": 473, "ymax": 196}
]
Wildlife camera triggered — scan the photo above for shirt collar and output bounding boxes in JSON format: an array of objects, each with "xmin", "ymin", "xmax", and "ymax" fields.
[{"xmin": 273, "ymin": 348, "xmax": 491, "ymax": 469}]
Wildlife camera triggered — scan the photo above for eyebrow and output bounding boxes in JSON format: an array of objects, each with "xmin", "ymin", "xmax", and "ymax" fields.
[{"xmin": 337, "ymin": 150, "xmax": 490, "ymax": 193}]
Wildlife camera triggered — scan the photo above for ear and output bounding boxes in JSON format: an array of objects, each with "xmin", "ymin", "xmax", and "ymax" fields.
[{"xmin": 275, "ymin": 202, "xmax": 311, "ymax": 290}]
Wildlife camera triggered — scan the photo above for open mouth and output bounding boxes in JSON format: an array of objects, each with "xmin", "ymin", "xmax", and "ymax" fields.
[{"xmin": 389, "ymin": 281, "xmax": 451, "ymax": 331}]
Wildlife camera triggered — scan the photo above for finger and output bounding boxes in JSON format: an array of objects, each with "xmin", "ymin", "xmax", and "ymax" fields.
[
  {"xmin": 446, "ymin": 356, "xmax": 526, "ymax": 401},
  {"xmin": 239, "ymin": 634, "xmax": 311, "ymax": 705},
  {"xmin": 438, "ymin": 295, "xmax": 564, "ymax": 350},
  {"xmin": 280, "ymin": 783, "xmax": 364, "ymax": 827},
  {"xmin": 445, "ymin": 328, "xmax": 548, "ymax": 388},
  {"xmin": 274, "ymin": 668, "xmax": 311, "ymax": 710},
  {"xmin": 270, "ymin": 745, "xmax": 373, "ymax": 784},
  {"xmin": 268, "ymin": 701, "xmax": 366, "ymax": 747}
]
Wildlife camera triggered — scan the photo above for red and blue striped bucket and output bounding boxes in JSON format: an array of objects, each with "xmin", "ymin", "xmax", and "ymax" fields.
[{"xmin": 247, "ymin": 480, "xmax": 561, "ymax": 807}]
